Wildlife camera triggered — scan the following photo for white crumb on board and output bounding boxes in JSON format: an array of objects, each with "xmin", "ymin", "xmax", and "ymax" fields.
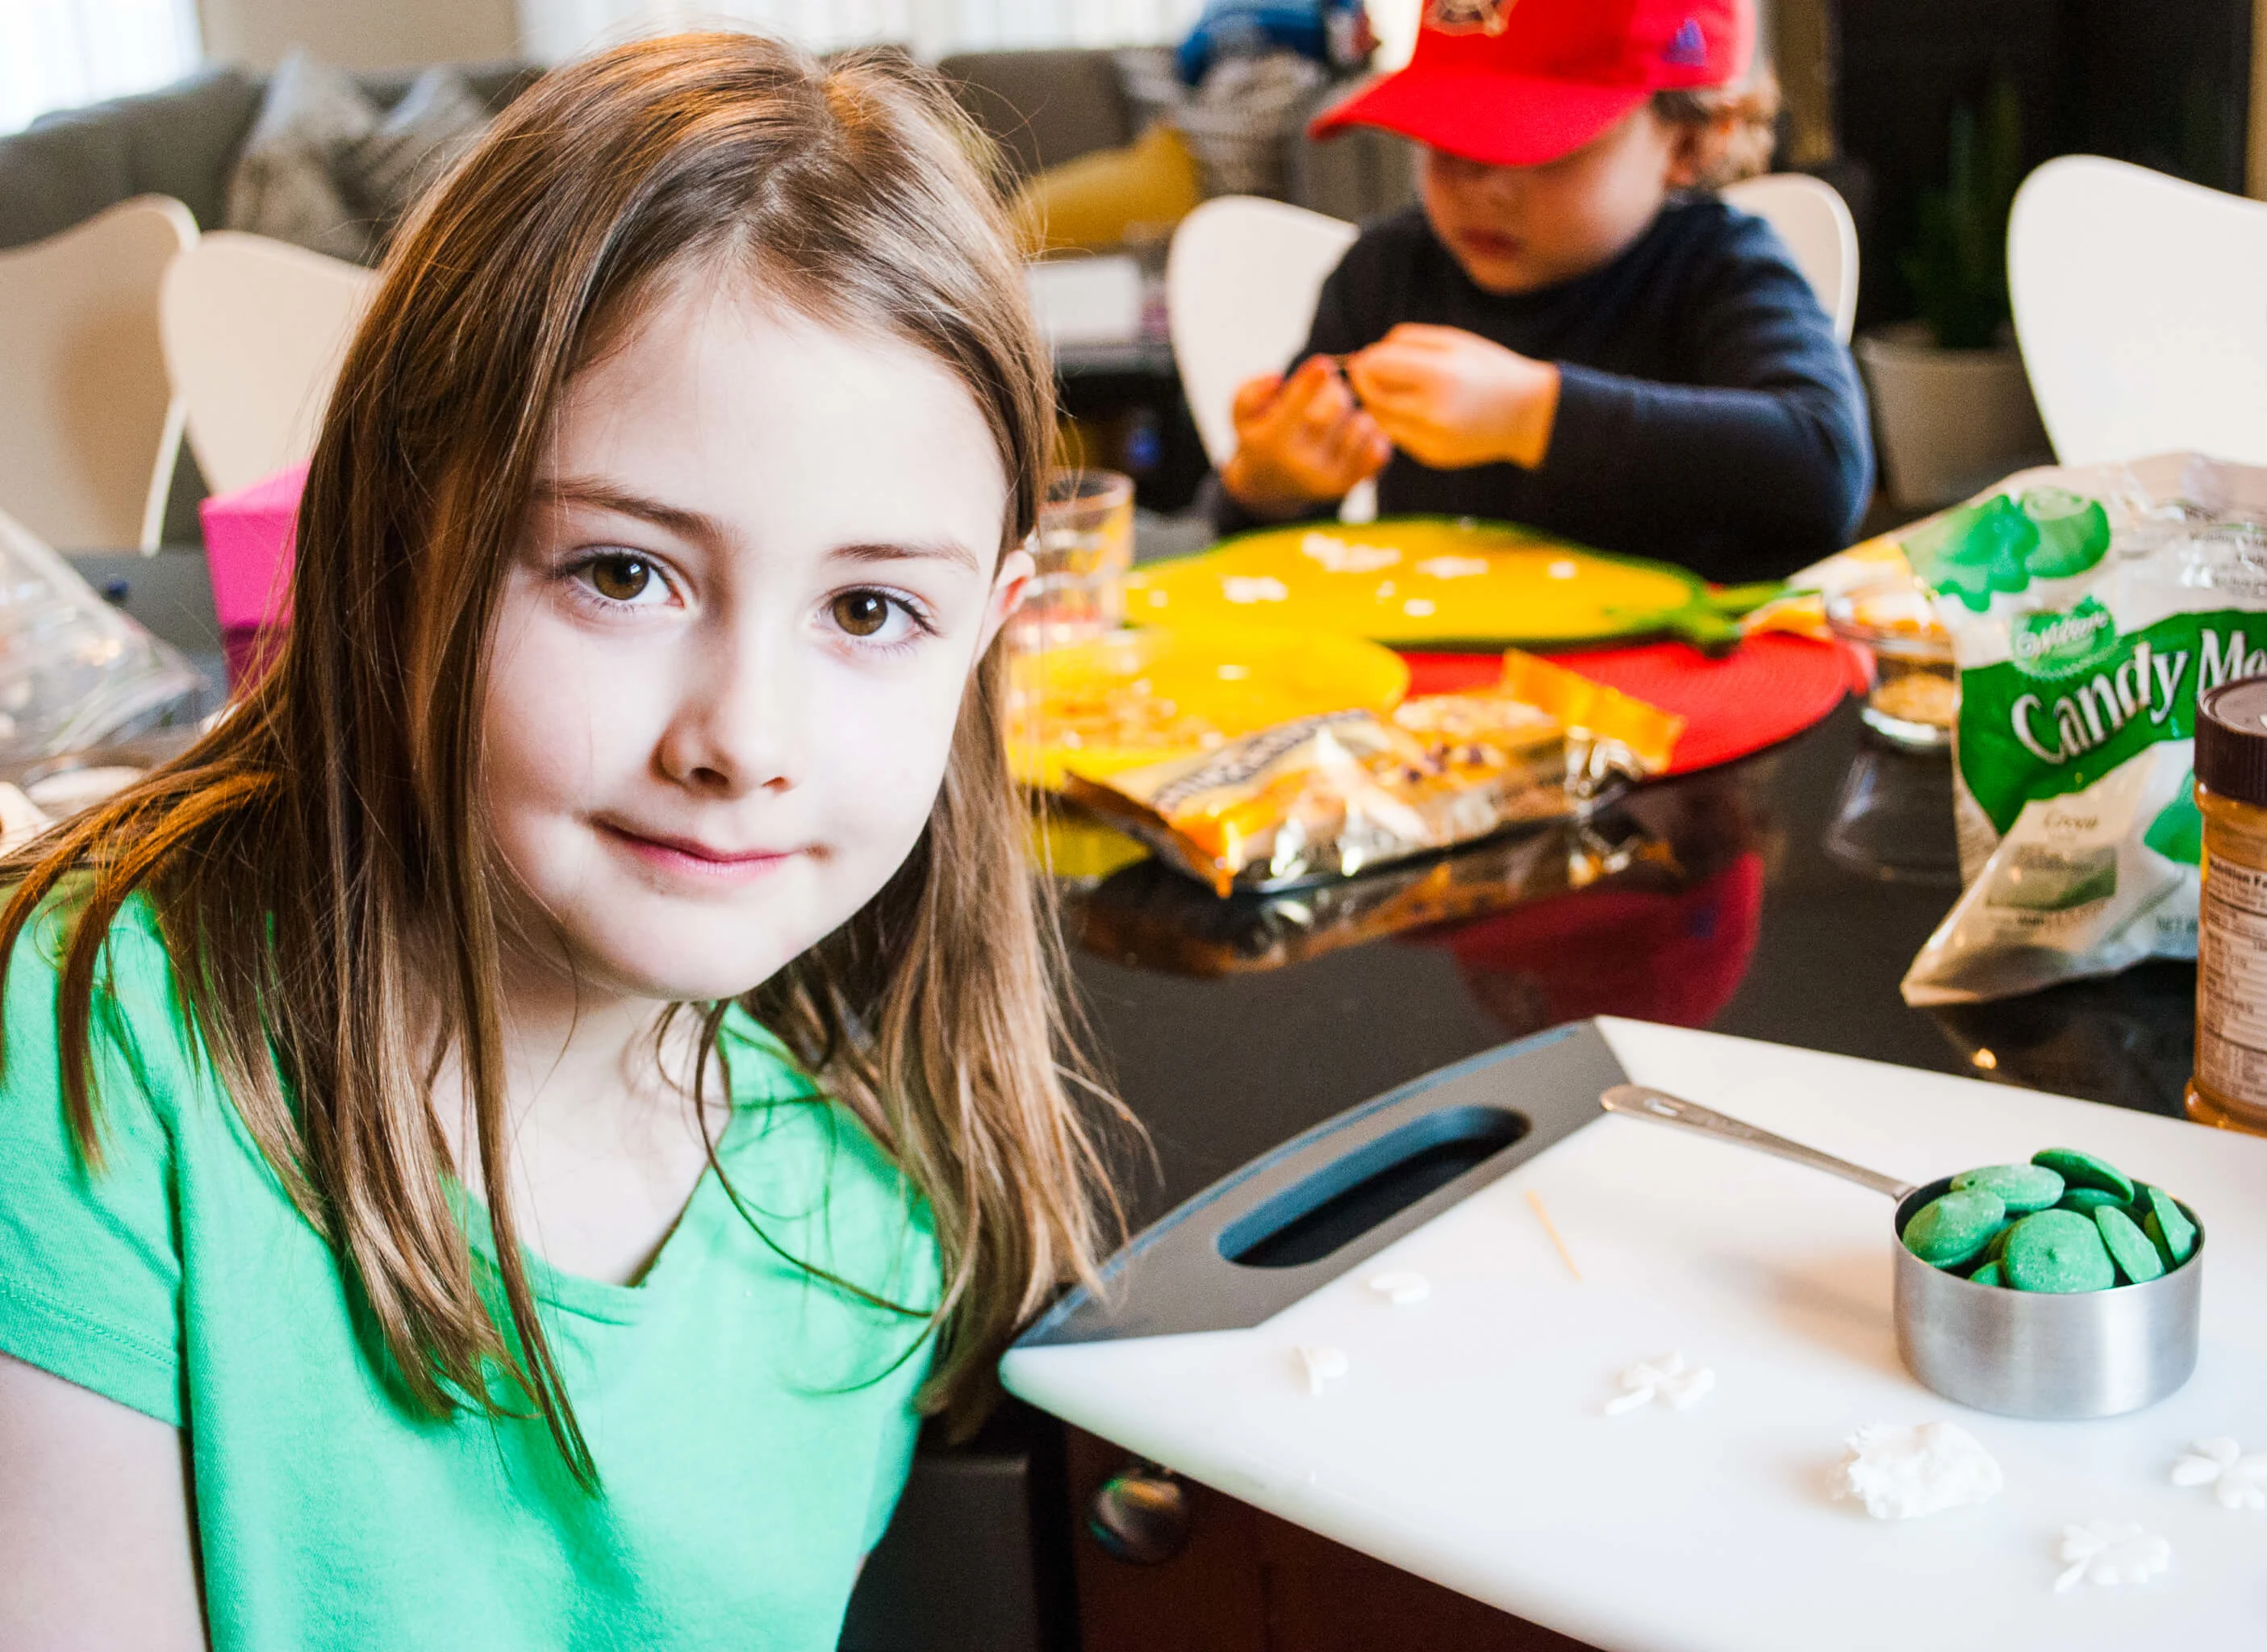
[
  {"xmin": 1602, "ymin": 1352, "xmax": 1714, "ymax": 1416},
  {"xmin": 1296, "ymin": 1344, "xmax": 1349, "ymax": 1396},
  {"xmin": 1835, "ymin": 1422, "xmax": 2004, "ymax": 1520},
  {"xmin": 1367, "ymin": 1270, "xmax": 1430, "ymax": 1306},
  {"xmin": 2056, "ymin": 1521, "xmax": 2171, "ymax": 1592}
]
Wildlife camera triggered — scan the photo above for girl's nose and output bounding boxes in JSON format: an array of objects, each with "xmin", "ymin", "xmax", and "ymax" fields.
[{"xmin": 653, "ymin": 626, "xmax": 801, "ymax": 796}]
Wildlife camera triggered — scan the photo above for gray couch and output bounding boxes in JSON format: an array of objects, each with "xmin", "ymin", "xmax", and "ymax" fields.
[
  {"xmin": 0, "ymin": 61, "xmax": 539, "ymax": 253},
  {"xmin": 0, "ymin": 49, "xmax": 1411, "ymax": 258}
]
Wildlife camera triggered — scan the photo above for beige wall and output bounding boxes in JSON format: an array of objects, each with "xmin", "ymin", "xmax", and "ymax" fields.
[{"xmin": 197, "ymin": 0, "xmax": 520, "ymax": 70}]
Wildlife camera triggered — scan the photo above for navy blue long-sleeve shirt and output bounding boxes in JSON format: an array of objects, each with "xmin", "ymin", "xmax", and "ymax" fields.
[{"xmin": 1211, "ymin": 196, "xmax": 1874, "ymax": 584}]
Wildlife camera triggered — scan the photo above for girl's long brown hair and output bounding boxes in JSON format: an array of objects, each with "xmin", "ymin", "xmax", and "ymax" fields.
[{"xmin": 0, "ymin": 33, "xmax": 1127, "ymax": 1482}]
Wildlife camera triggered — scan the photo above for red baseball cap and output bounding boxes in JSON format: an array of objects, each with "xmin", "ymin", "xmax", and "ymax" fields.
[{"xmin": 1311, "ymin": 0, "xmax": 1756, "ymax": 168}]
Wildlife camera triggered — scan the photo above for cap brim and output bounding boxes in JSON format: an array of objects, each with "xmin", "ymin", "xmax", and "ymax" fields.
[{"xmin": 1309, "ymin": 65, "xmax": 1650, "ymax": 168}]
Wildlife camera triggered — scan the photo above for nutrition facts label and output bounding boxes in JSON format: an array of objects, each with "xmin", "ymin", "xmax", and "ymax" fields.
[{"xmin": 2197, "ymin": 854, "xmax": 2267, "ymax": 1105}]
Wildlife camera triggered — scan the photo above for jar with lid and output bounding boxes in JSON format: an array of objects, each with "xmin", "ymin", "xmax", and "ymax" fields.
[{"xmin": 2189, "ymin": 677, "xmax": 2267, "ymax": 1132}]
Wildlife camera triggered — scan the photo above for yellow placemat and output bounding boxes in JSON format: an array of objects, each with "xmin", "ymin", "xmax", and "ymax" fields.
[
  {"xmin": 1008, "ymin": 624, "xmax": 1409, "ymax": 791},
  {"xmin": 1123, "ymin": 518, "xmax": 1770, "ymax": 650}
]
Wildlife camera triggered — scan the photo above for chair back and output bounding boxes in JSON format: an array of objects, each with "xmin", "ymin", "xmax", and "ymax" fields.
[
  {"xmin": 161, "ymin": 232, "xmax": 378, "ymax": 496},
  {"xmin": 1719, "ymin": 173, "xmax": 1859, "ymax": 344},
  {"xmin": 0, "ymin": 197, "xmax": 198, "ymax": 551},
  {"xmin": 2010, "ymin": 155, "xmax": 2267, "ymax": 465},
  {"xmin": 1167, "ymin": 195, "xmax": 1361, "ymax": 467}
]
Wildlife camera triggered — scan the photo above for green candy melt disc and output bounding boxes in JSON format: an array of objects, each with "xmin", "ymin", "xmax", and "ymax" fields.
[
  {"xmin": 2030, "ymin": 1148, "xmax": 2135, "ymax": 1203},
  {"xmin": 1902, "ymin": 1187, "xmax": 2008, "ymax": 1270},
  {"xmin": 2139, "ymin": 1186, "xmax": 2198, "ymax": 1268},
  {"xmin": 2057, "ymin": 1187, "xmax": 2125, "ymax": 1214},
  {"xmin": 1952, "ymin": 1163, "xmax": 2065, "ymax": 1213},
  {"xmin": 2002, "ymin": 1209, "xmax": 2117, "ymax": 1293},
  {"xmin": 2094, "ymin": 1205, "xmax": 2165, "ymax": 1284}
]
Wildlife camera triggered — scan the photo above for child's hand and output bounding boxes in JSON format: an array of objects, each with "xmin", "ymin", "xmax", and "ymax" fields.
[
  {"xmin": 1346, "ymin": 324, "xmax": 1562, "ymax": 470},
  {"xmin": 1219, "ymin": 356, "xmax": 1392, "ymax": 517}
]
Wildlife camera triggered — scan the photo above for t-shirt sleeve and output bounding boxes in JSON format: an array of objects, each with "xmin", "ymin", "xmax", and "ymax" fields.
[{"xmin": 0, "ymin": 900, "xmax": 187, "ymax": 1426}]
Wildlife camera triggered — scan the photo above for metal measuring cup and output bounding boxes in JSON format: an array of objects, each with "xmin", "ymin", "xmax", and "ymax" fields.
[{"xmin": 1601, "ymin": 1084, "xmax": 2204, "ymax": 1419}]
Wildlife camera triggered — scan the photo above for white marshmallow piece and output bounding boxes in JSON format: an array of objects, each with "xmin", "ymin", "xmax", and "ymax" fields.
[
  {"xmin": 1221, "ymin": 576, "xmax": 1289, "ymax": 604},
  {"xmin": 1367, "ymin": 1270, "xmax": 1430, "ymax": 1307},
  {"xmin": 2170, "ymin": 1437, "xmax": 2267, "ymax": 1511},
  {"xmin": 1296, "ymin": 1344, "xmax": 1348, "ymax": 1397},
  {"xmin": 2055, "ymin": 1521, "xmax": 2171, "ymax": 1592},
  {"xmin": 1602, "ymin": 1351, "xmax": 1714, "ymax": 1416},
  {"xmin": 1835, "ymin": 1422, "xmax": 2004, "ymax": 1521},
  {"xmin": 1299, "ymin": 532, "xmax": 1400, "ymax": 574}
]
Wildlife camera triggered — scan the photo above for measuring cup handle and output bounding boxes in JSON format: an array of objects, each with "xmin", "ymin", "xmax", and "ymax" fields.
[{"xmin": 1600, "ymin": 1084, "xmax": 1915, "ymax": 1201}]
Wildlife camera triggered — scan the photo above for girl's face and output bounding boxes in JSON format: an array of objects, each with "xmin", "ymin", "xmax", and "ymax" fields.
[
  {"xmin": 1419, "ymin": 106, "xmax": 1691, "ymax": 296},
  {"xmin": 481, "ymin": 282, "xmax": 1028, "ymax": 1007}
]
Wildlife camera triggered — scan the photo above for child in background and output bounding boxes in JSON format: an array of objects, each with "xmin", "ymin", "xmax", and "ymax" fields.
[
  {"xmin": 1217, "ymin": 0, "xmax": 1872, "ymax": 583},
  {"xmin": 0, "ymin": 36, "xmax": 1121, "ymax": 1651}
]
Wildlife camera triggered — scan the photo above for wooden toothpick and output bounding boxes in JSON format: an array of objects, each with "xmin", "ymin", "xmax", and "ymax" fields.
[{"xmin": 1527, "ymin": 1188, "xmax": 1583, "ymax": 1283}]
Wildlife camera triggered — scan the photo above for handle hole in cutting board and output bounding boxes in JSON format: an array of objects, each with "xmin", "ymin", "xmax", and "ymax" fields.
[{"xmin": 1218, "ymin": 1106, "xmax": 1530, "ymax": 1270}]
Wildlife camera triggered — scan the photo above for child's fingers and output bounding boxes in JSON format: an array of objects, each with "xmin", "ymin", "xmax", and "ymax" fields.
[
  {"xmin": 1345, "ymin": 347, "xmax": 1433, "ymax": 404},
  {"xmin": 1374, "ymin": 322, "xmax": 1472, "ymax": 357},
  {"xmin": 1251, "ymin": 358, "xmax": 1343, "ymax": 442},
  {"xmin": 1295, "ymin": 376, "xmax": 1356, "ymax": 439},
  {"xmin": 1322, "ymin": 411, "xmax": 1390, "ymax": 482},
  {"xmin": 1230, "ymin": 371, "xmax": 1286, "ymax": 426}
]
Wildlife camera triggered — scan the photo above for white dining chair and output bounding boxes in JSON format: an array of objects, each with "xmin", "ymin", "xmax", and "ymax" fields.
[
  {"xmin": 161, "ymin": 231, "xmax": 379, "ymax": 497},
  {"xmin": 2010, "ymin": 155, "xmax": 2267, "ymax": 466},
  {"xmin": 1167, "ymin": 195, "xmax": 1378, "ymax": 520},
  {"xmin": 0, "ymin": 196, "xmax": 198, "ymax": 552},
  {"xmin": 1167, "ymin": 194, "xmax": 1362, "ymax": 469},
  {"xmin": 1721, "ymin": 172, "xmax": 1859, "ymax": 344}
]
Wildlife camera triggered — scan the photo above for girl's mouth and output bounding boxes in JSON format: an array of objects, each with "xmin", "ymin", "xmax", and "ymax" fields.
[{"xmin": 595, "ymin": 820, "xmax": 805, "ymax": 886}]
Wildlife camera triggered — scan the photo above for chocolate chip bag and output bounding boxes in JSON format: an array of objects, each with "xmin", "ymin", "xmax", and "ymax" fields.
[{"xmin": 1902, "ymin": 453, "xmax": 2267, "ymax": 1005}]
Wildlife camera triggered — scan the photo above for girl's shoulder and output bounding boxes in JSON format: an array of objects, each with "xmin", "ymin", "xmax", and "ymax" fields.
[
  {"xmin": 0, "ymin": 882, "xmax": 217, "ymax": 1427},
  {"xmin": 0, "ymin": 882, "xmax": 202, "ymax": 1124},
  {"xmin": 714, "ymin": 1007, "xmax": 941, "ymax": 1289}
]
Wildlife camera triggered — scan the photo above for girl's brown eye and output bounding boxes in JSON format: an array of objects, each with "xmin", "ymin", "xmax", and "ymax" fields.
[
  {"xmin": 590, "ymin": 556, "xmax": 653, "ymax": 602},
  {"xmin": 832, "ymin": 590, "xmax": 891, "ymax": 637}
]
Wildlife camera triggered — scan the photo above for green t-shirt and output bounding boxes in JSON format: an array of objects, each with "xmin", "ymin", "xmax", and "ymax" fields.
[{"xmin": 0, "ymin": 894, "xmax": 941, "ymax": 1650}]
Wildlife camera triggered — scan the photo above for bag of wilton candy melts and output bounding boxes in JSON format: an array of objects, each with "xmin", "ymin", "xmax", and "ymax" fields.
[{"xmin": 1902, "ymin": 454, "xmax": 2267, "ymax": 1005}]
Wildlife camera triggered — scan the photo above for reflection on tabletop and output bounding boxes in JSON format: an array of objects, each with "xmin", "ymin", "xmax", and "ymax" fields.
[{"xmin": 1050, "ymin": 763, "xmax": 1767, "ymax": 1037}]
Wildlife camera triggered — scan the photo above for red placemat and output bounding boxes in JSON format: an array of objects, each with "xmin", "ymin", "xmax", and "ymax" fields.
[{"xmin": 1403, "ymin": 633, "xmax": 1861, "ymax": 776}]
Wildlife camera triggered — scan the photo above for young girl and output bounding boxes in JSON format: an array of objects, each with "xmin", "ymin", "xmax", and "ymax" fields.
[
  {"xmin": 0, "ymin": 35, "xmax": 1121, "ymax": 1650},
  {"xmin": 1218, "ymin": 0, "xmax": 1873, "ymax": 583}
]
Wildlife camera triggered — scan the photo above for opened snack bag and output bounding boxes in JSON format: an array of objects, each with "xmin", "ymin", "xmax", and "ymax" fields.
[
  {"xmin": 1902, "ymin": 454, "xmax": 2267, "ymax": 1004},
  {"xmin": 1067, "ymin": 650, "xmax": 1680, "ymax": 895}
]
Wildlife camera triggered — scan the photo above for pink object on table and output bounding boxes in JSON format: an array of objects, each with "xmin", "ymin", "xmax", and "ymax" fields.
[{"xmin": 198, "ymin": 461, "xmax": 305, "ymax": 633}]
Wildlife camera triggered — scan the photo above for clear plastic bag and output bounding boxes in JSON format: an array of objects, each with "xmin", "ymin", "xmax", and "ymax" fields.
[
  {"xmin": 1902, "ymin": 454, "xmax": 2267, "ymax": 1004},
  {"xmin": 0, "ymin": 508, "xmax": 208, "ymax": 774}
]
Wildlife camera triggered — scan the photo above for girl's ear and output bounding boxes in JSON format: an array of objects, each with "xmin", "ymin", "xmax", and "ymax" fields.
[{"xmin": 976, "ymin": 540, "xmax": 1036, "ymax": 657}]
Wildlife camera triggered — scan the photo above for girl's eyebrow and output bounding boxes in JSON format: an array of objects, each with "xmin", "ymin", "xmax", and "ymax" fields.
[
  {"xmin": 537, "ymin": 478, "xmax": 724, "ymax": 544},
  {"xmin": 829, "ymin": 539, "xmax": 983, "ymax": 574},
  {"xmin": 537, "ymin": 479, "xmax": 979, "ymax": 571}
]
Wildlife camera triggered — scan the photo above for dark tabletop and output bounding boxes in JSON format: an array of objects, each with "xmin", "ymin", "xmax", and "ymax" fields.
[{"xmin": 1064, "ymin": 699, "xmax": 2202, "ymax": 1224}]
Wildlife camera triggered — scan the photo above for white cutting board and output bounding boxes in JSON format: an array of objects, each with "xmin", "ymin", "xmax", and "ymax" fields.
[{"xmin": 1002, "ymin": 1019, "xmax": 2267, "ymax": 1650}]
